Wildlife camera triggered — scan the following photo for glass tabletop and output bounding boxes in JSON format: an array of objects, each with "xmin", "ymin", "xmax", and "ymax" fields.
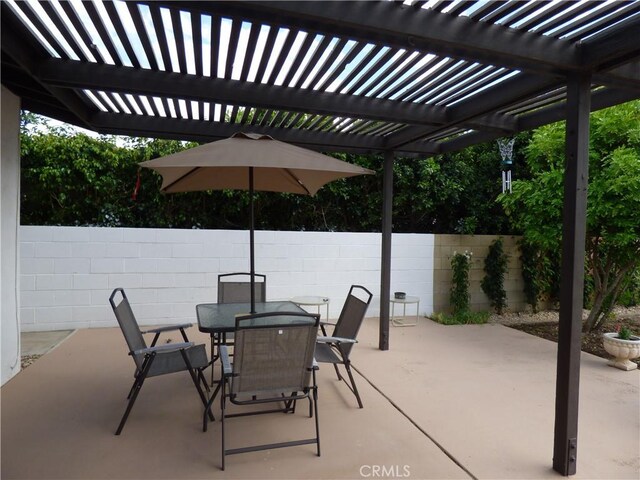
[{"xmin": 196, "ymin": 301, "xmax": 306, "ymax": 333}]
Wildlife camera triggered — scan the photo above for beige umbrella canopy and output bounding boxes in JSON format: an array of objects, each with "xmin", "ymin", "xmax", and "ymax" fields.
[
  {"xmin": 140, "ymin": 132, "xmax": 374, "ymax": 311},
  {"xmin": 140, "ymin": 132, "xmax": 373, "ymax": 194}
]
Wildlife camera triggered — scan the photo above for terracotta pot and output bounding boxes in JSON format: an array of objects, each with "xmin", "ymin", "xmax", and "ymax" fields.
[{"xmin": 602, "ymin": 333, "xmax": 640, "ymax": 371}]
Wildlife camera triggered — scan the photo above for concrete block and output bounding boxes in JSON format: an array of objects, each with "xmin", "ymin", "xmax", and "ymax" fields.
[
  {"xmin": 90, "ymin": 258, "xmax": 123, "ymax": 274},
  {"xmin": 91, "ymin": 289, "xmax": 114, "ymax": 306},
  {"xmin": 54, "ymin": 290, "xmax": 92, "ymax": 306},
  {"xmin": 72, "ymin": 243, "xmax": 107, "ymax": 258},
  {"xmin": 189, "ymin": 258, "xmax": 220, "ymax": 273},
  {"xmin": 20, "ymin": 226, "xmax": 53, "ymax": 242},
  {"xmin": 21, "ymin": 290, "xmax": 55, "ymax": 307},
  {"xmin": 21, "ymin": 242, "xmax": 35, "ymax": 258},
  {"xmin": 121, "ymin": 288, "xmax": 157, "ymax": 304},
  {"xmin": 172, "ymin": 244, "xmax": 202, "ymax": 258},
  {"xmin": 72, "ymin": 305, "xmax": 111, "ymax": 323},
  {"xmin": 21, "ymin": 308, "xmax": 35, "ymax": 325},
  {"xmin": 219, "ymin": 258, "xmax": 248, "ymax": 272},
  {"xmin": 157, "ymin": 258, "xmax": 188, "ymax": 273},
  {"xmin": 155, "ymin": 229, "xmax": 194, "ymax": 244},
  {"xmin": 139, "ymin": 243, "xmax": 173, "ymax": 258},
  {"xmin": 90, "ymin": 228, "xmax": 123, "ymax": 242},
  {"xmin": 21, "ymin": 258, "xmax": 54, "ymax": 275},
  {"xmin": 122, "ymin": 228, "xmax": 157, "ymax": 243},
  {"xmin": 174, "ymin": 273, "xmax": 206, "ymax": 287},
  {"xmin": 52, "ymin": 226, "xmax": 92, "ymax": 242},
  {"xmin": 106, "ymin": 242, "xmax": 140, "ymax": 258},
  {"xmin": 36, "ymin": 274, "xmax": 73, "ymax": 291},
  {"xmin": 108, "ymin": 273, "xmax": 143, "ymax": 289},
  {"xmin": 21, "ymin": 275, "xmax": 36, "ymax": 291},
  {"xmin": 124, "ymin": 258, "xmax": 157, "ymax": 273},
  {"xmin": 34, "ymin": 306, "xmax": 73, "ymax": 324},
  {"xmin": 142, "ymin": 273, "xmax": 175, "ymax": 288},
  {"xmin": 73, "ymin": 274, "xmax": 108, "ymax": 290},
  {"xmin": 55, "ymin": 258, "xmax": 91, "ymax": 274}
]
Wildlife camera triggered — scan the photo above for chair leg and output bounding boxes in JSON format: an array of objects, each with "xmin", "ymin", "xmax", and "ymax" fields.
[
  {"xmin": 203, "ymin": 381, "xmax": 222, "ymax": 432},
  {"xmin": 198, "ymin": 368, "xmax": 210, "ymax": 393},
  {"xmin": 180, "ymin": 350, "xmax": 214, "ymax": 422},
  {"xmin": 332, "ymin": 363, "xmax": 343, "ymax": 381},
  {"xmin": 343, "ymin": 361, "xmax": 363, "ymax": 408},
  {"xmin": 116, "ymin": 353, "xmax": 155, "ymax": 435},
  {"xmin": 221, "ymin": 380, "xmax": 226, "ymax": 471},
  {"xmin": 312, "ymin": 370, "xmax": 321, "ymax": 456}
]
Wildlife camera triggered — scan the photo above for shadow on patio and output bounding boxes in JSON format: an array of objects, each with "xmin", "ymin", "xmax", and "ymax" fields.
[{"xmin": 2, "ymin": 318, "xmax": 638, "ymax": 479}]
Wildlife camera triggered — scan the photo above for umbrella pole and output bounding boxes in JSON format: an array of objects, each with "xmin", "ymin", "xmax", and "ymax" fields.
[{"xmin": 249, "ymin": 167, "xmax": 256, "ymax": 313}]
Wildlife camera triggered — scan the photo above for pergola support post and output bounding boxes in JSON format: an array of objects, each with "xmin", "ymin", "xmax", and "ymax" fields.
[
  {"xmin": 379, "ymin": 150, "xmax": 394, "ymax": 351},
  {"xmin": 552, "ymin": 73, "xmax": 591, "ymax": 476}
]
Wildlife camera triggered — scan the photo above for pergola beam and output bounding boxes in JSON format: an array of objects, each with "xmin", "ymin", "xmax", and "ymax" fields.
[
  {"xmin": 37, "ymin": 58, "xmax": 448, "ymax": 127},
  {"xmin": 189, "ymin": 0, "xmax": 579, "ymax": 75},
  {"xmin": 90, "ymin": 111, "xmax": 386, "ymax": 152}
]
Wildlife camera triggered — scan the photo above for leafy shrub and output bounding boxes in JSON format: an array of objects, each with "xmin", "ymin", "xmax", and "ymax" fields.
[
  {"xmin": 431, "ymin": 311, "xmax": 490, "ymax": 325},
  {"xmin": 481, "ymin": 238, "xmax": 508, "ymax": 314},
  {"xmin": 450, "ymin": 251, "xmax": 472, "ymax": 315},
  {"xmin": 519, "ymin": 239, "xmax": 540, "ymax": 312}
]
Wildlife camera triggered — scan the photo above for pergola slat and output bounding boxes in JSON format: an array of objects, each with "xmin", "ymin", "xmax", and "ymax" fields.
[
  {"xmin": 148, "ymin": 4, "xmax": 174, "ymax": 72},
  {"xmin": 102, "ymin": 1, "xmax": 142, "ymax": 69},
  {"xmin": 82, "ymin": 1, "xmax": 126, "ymax": 66},
  {"xmin": 127, "ymin": 3, "xmax": 160, "ymax": 71}
]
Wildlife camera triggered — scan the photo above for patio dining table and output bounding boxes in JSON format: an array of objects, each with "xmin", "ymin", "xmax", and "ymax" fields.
[{"xmin": 196, "ymin": 300, "xmax": 307, "ymax": 335}]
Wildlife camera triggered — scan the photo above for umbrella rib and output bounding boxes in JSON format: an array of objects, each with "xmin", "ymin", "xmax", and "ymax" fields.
[
  {"xmin": 283, "ymin": 168, "xmax": 311, "ymax": 195},
  {"xmin": 163, "ymin": 167, "xmax": 201, "ymax": 192}
]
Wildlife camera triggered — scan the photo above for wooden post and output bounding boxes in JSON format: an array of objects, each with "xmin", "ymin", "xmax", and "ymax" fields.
[
  {"xmin": 552, "ymin": 73, "xmax": 591, "ymax": 476},
  {"xmin": 379, "ymin": 150, "xmax": 394, "ymax": 351}
]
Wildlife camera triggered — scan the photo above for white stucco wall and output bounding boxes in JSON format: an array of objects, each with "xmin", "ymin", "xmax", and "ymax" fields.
[
  {"xmin": 1, "ymin": 87, "xmax": 21, "ymax": 385},
  {"xmin": 20, "ymin": 226, "xmax": 434, "ymax": 331}
]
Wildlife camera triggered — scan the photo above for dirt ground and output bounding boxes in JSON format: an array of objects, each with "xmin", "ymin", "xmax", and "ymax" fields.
[{"xmin": 505, "ymin": 307, "xmax": 640, "ymax": 366}]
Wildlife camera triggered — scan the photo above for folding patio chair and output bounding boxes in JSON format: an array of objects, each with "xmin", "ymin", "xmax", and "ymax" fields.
[
  {"xmin": 315, "ymin": 285, "xmax": 372, "ymax": 408},
  {"xmin": 217, "ymin": 272, "xmax": 267, "ymax": 304},
  {"xmin": 209, "ymin": 273, "xmax": 268, "ymax": 382},
  {"xmin": 213, "ymin": 310, "xmax": 321, "ymax": 470},
  {"xmin": 109, "ymin": 288, "xmax": 212, "ymax": 435}
]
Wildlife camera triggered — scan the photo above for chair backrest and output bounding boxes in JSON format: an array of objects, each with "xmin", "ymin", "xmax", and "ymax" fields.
[
  {"xmin": 332, "ymin": 285, "xmax": 373, "ymax": 357},
  {"xmin": 109, "ymin": 288, "xmax": 147, "ymax": 370},
  {"xmin": 217, "ymin": 272, "xmax": 266, "ymax": 304},
  {"xmin": 231, "ymin": 311, "xmax": 319, "ymax": 397}
]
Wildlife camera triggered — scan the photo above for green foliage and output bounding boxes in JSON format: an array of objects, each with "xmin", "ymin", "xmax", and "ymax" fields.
[
  {"xmin": 481, "ymin": 238, "xmax": 508, "ymax": 314},
  {"xmin": 20, "ymin": 112, "xmax": 523, "ymax": 235},
  {"xmin": 431, "ymin": 310, "xmax": 489, "ymax": 325},
  {"xmin": 519, "ymin": 239, "xmax": 540, "ymax": 312},
  {"xmin": 450, "ymin": 251, "xmax": 472, "ymax": 315},
  {"xmin": 617, "ymin": 325, "xmax": 633, "ymax": 340},
  {"xmin": 617, "ymin": 270, "xmax": 640, "ymax": 307},
  {"xmin": 499, "ymin": 100, "xmax": 640, "ymax": 332}
]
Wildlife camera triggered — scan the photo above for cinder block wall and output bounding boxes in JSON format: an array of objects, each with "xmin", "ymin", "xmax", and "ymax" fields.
[
  {"xmin": 19, "ymin": 226, "xmax": 434, "ymax": 331},
  {"xmin": 433, "ymin": 235, "xmax": 526, "ymax": 314}
]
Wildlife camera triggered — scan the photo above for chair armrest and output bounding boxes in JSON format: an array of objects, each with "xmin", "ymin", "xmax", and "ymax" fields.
[
  {"xmin": 131, "ymin": 342, "xmax": 194, "ymax": 356},
  {"xmin": 316, "ymin": 336, "xmax": 357, "ymax": 344},
  {"xmin": 220, "ymin": 345, "xmax": 232, "ymax": 376},
  {"xmin": 141, "ymin": 323, "xmax": 193, "ymax": 334}
]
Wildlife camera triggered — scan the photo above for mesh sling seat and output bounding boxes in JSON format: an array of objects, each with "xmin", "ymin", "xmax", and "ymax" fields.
[
  {"xmin": 109, "ymin": 288, "xmax": 212, "ymax": 435},
  {"xmin": 315, "ymin": 285, "xmax": 373, "ymax": 408},
  {"xmin": 211, "ymin": 311, "xmax": 321, "ymax": 470}
]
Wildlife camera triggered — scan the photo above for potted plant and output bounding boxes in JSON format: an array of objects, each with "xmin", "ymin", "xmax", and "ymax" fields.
[{"xmin": 602, "ymin": 325, "xmax": 640, "ymax": 371}]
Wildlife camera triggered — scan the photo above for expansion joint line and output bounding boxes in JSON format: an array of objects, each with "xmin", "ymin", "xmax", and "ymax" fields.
[{"xmin": 352, "ymin": 365, "xmax": 479, "ymax": 480}]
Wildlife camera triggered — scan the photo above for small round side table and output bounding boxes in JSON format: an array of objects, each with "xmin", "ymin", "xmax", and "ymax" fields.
[
  {"xmin": 390, "ymin": 296, "xmax": 420, "ymax": 326},
  {"xmin": 290, "ymin": 295, "xmax": 330, "ymax": 321}
]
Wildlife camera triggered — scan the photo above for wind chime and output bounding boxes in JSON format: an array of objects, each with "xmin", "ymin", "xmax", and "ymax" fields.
[{"xmin": 497, "ymin": 137, "xmax": 515, "ymax": 193}]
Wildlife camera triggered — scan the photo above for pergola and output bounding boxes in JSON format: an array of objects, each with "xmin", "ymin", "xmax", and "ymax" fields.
[{"xmin": 2, "ymin": 1, "xmax": 639, "ymax": 475}]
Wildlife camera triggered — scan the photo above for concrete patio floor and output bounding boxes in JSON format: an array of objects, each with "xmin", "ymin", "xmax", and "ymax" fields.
[{"xmin": 2, "ymin": 317, "xmax": 638, "ymax": 479}]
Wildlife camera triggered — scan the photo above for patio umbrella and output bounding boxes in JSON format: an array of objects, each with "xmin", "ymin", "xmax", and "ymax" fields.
[{"xmin": 140, "ymin": 132, "xmax": 374, "ymax": 312}]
